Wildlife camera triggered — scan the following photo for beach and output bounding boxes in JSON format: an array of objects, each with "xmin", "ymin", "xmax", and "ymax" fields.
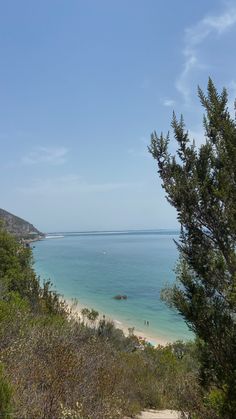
[
  {"xmin": 66, "ymin": 297, "xmax": 169, "ymax": 346},
  {"xmin": 33, "ymin": 231, "xmax": 191, "ymax": 343}
]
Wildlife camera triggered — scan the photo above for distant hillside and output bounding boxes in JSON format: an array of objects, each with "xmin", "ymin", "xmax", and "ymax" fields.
[{"xmin": 0, "ymin": 208, "xmax": 44, "ymax": 240}]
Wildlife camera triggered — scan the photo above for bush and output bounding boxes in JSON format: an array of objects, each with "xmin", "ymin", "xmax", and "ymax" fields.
[{"xmin": 0, "ymin": 363, "xmax": 12, "ymax": 418}]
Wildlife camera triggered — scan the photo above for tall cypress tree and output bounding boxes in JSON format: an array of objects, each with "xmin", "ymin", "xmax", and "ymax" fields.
[{"xmin": 149, "ymin": 79, "xmax": 236, "ymax": 418}]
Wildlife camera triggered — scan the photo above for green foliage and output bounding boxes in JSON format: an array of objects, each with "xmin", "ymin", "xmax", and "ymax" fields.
[
  {"xmin": 206, "ymin": 387, "xmax": 226, "ymax": 415},
  {"xmin": 149, "ymin": 78, "xmax": 236, "ymax": 418},
  {"xmin": 0, "ymin": 225, "xmax": 67, "ymax": 317},
  {"xmin": 81, "ymin": 307, "xmax": 99, "ymax": 324},
  {"xmin": 87, "ymin": 308, "xmax": 99, "ymax": 322}
]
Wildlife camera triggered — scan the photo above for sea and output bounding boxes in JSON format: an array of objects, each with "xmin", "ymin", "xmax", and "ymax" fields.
[{"xmin": 33, "ymin": 230, "xmax": 192, "ymax": 343}]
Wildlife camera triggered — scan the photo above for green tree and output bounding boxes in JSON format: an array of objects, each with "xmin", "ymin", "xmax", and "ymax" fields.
[
  {"xmin": 149, "ymin": 79, "xmax": 236, "ymax": 418},
  {"xmin": 0, "ymin": 225, "xmax": 66, "ymax": 316}
]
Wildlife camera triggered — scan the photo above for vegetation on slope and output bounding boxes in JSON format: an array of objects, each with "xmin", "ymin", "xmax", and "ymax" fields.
[
  {"xmin": 0, "ymin": 208, "xmax": 44, "ymax": 241},
  {"xmin": 0, "ymin": 222, "xmax": 217, "ymax": 419}
]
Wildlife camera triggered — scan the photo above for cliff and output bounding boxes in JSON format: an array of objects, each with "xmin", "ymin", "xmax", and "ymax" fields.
[{"xmin": 0, "ymin": 208, "xmax": 44, "ymax": 240}]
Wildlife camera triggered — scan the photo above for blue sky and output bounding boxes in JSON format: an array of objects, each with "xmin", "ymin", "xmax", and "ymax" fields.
[{"xmin": 0, "ymin": 0, "xmax": 236, "ymax": 232}]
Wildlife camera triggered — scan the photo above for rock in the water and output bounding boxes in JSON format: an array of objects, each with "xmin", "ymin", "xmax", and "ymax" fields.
[{"xmin": 113, "ymin": 294, "xmax": 128, "ymax": 300}]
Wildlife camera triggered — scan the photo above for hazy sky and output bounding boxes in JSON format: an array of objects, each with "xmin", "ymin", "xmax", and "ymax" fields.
[{"xmin": 0, "ymin": 0, "xmax": 236, "ymax": 232}]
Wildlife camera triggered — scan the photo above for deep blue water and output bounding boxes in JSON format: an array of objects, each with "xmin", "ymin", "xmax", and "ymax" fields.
[{"xmin": 33, "ymin": 230, "xmax": 192, "ymax": 342}]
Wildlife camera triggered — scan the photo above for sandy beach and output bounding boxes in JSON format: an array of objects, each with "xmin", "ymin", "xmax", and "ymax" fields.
[{"xmin": 66, "ymin": 297, "xmax": 169, "ymax": 347}]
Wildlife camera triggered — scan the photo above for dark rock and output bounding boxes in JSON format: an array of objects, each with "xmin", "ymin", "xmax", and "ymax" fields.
[{"xmin": 113, "ymin": 294, "xmax": 128, "ymax": 300}]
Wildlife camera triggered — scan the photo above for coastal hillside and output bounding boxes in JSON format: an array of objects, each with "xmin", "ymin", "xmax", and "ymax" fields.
[
  {"xmin": 0, "ymin": 208, "xmax": 44, "ymax": 240},
  {"xmin": 0, "ymin": 223, "xmax": 202, "ymax": 418}
]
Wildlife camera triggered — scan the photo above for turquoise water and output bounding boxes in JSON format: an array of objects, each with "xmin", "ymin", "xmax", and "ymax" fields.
[{"xmin": 33, "ymin": 230, "xmax": 192, "ymax": 342}]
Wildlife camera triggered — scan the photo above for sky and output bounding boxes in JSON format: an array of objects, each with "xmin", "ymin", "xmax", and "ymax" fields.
[{"xmin": 0, "ymin": 0, "xmax": 236, "ymax": 232}]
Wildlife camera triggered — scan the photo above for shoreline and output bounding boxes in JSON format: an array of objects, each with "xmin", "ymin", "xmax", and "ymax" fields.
[
  {"xmin": 32, "ymin": 238, "xmax": 192, "ymax": 346},
  {"xmin": 66, "ymin": 297, "xmax": 170, "ymax": 347}
]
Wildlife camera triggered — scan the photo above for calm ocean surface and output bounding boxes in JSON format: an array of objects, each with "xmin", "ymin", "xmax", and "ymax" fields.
[{"xmin": 33, "ymin": 230, "xmax": 192, "ymax": 342}]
